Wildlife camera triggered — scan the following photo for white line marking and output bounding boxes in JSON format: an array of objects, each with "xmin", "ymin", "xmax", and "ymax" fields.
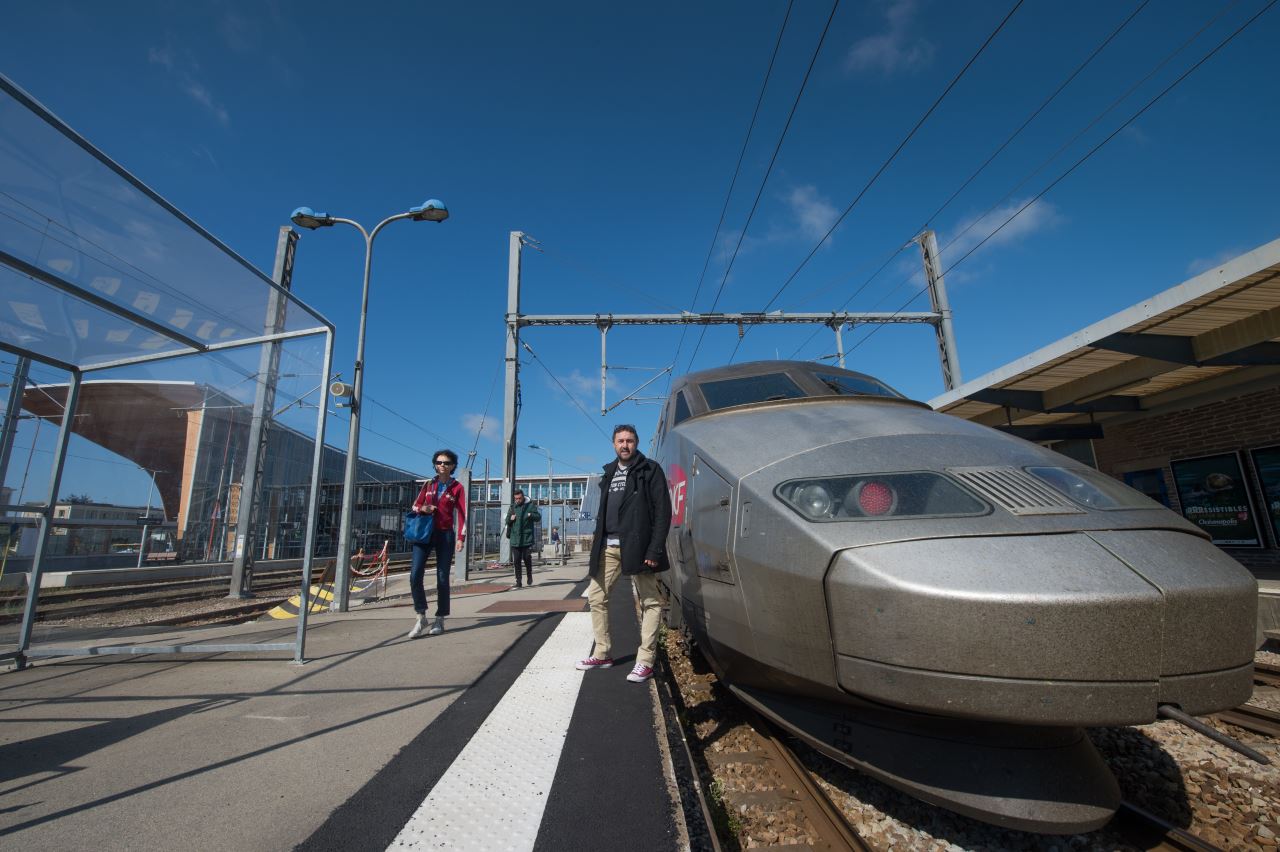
[
  {"xmin": 244, "ymin": 715, "xmax": 309, "ymax": 722},
  {"xmin": 388, "ymin": 612, "xmax": 592, "ymax": 851}
]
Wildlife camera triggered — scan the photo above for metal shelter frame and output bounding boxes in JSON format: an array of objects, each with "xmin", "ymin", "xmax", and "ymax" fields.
[
  {"xmin": 0, "ymin": 74, "xmax": 334, "ymax": 667},
  {"xmin": 497, "ymin": 230, "xmax": 961, "ymax": 562}
]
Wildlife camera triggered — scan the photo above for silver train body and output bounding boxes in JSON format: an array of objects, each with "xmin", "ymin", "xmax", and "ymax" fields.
[{"xmin": 654, "ymin": 360, "xmax": 1257, "ymax": 833}]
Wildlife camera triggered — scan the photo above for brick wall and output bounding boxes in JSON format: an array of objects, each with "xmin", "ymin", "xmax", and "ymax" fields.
[{"xmin": 1093, "ymin": 385, "xmax": 1280, "ymax": 575}]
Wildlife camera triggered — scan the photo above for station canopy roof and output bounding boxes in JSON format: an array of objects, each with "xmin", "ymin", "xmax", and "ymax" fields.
[
  {"xmin": 0, "ymin": 74, "xmax": 331, "ymax": 375},
  {"xmin": 930, "ymin": 237, "xmax": 1280, "ymax": 442}
]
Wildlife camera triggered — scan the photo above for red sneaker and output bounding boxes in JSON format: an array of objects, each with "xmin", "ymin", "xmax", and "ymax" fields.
[
  {"xmin": 575, "ymin": 656, "xmax": 614, "ymax": 671},
  {"xmin": 626, "ymin": 663, "xmax": 654, "ymax": 683}
]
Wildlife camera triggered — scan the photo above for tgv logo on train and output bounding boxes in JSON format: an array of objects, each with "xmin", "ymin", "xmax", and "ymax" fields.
[{"xmin": 667, "ymin": 464, "xmax": 687, "ymax": 526}]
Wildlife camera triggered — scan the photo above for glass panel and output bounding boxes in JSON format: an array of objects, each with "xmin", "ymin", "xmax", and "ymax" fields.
[
  {"xmin": 812, "ymin": 371, "xmax": 903, "ymax": 399},
  {"xmin": 699, "ymin": 373, "xmax": 805, "ymax": 411},
  {"xmin": 0, "ymin": 82, "xmax": 328, "ymax": 370},
  {"xmin": 673, "ymin": 391, "xmax": 692, "ymax": 424}
]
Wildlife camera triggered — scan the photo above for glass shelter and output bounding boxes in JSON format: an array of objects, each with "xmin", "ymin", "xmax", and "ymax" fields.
[{"xmin": 0, "ymin": 74, "xmax": 335, "ymax": 665}]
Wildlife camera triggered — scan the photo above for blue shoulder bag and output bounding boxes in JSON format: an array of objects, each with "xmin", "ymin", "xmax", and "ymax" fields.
[
  {"xmin": 404, "ymin": 481, "xmax": 447, "ymax": 543},
  {"xmin": 403, "ymin": 510, "xmax": 434, "ymax": 544}
]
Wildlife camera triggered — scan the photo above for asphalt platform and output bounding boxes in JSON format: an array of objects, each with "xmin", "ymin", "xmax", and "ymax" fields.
[{"xmin": 0, "ymin": 552, "xmax": 687, "ymax": 851}]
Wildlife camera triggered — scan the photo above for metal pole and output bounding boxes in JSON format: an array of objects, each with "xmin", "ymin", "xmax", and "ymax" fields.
[
  {"xmin": 481, "ymin": 458, "xmax": 489, "ymax": 561},
  {"xmin": 16, "ymin": 370, "xmax": 81, "ymax": 669},
  {"xmin": 136, "ymin": 471, "xmax": 155, "ymax": 570},
  {"xmin": 295, "ymin": 328, "xmax": 334, "ymax": 663},
  {"xmin": 0, "ymin": 356, "xmax": 29, "ymax": 490},
  {"xmin": 599, "ymin": 322, "xmax": 610, "ymax": 415},
  {"xmin": 500, "ymin": 231, "xmax": 522, "ymax": 565},
  {"xmin": 545, "ymin": 452, "xmax": 552, "ymax": 565},
  {"xmin": 230, "ymin": 226, "xmax": 295, "ymax": 597},
  {"xmin": 919, "ymin": 229, "xmax": 962, "ymax": 390},
  {"xmin": 834, "ymin": 322, "xmax": 845, "ymax": 369}
]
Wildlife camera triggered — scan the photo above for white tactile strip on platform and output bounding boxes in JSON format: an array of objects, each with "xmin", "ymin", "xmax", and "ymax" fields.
[{"xmin": 388, "ymin": 612, "xmax": 592, "ymax": 851}]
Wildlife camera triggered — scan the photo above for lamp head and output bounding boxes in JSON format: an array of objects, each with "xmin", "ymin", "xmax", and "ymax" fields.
[
  {"xmin": 409, "ymin": 198, "xmax": 449, "ymax": 223},
  {"xmin": 290, "ymin": 207, "xmax": 334, "ymax": 230}
]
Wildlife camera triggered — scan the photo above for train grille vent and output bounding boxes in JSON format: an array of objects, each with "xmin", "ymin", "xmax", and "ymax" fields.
[{"xmin": 947, "ymin": 467, "xmax": 1085, "ymax": 516}]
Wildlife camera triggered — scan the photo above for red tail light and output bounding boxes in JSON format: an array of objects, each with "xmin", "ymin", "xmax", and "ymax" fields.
[{"xmin": 855, "ymin": 480, "xmax": 896, "ymax": 516}]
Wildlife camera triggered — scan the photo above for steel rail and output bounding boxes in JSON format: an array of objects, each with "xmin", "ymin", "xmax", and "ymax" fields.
[
  {"xmin": 1113, "ymin": 800, "xmax": 1226, "ymax": 852},
  {"xmin": 740, "ymin": 702, "xmax": 874, "ymax": 851}
]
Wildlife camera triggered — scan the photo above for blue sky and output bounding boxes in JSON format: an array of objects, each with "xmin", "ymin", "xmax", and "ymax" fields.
[{"xmin": 3, "ymin": 0, "xmax": 1279, "ymax": 509}]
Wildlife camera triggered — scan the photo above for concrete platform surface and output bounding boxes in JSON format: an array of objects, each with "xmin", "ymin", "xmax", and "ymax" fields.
[{"xmin": 0, "ymin": 554, "xmax": 685, "ymax": 851}]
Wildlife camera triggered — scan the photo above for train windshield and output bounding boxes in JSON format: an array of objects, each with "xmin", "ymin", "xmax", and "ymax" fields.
[
  {"xmin": 699, "ymin": 373, "xmax": 806, "ymax": 411},
  {"xmin": 813, "ymin": 371, "xmax": 904, "ymax": 399}
]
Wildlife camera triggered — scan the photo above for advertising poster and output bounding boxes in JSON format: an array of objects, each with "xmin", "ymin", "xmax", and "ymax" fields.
[
  {"xmin": 1250, "ymin": 445, "xmax": 1280, "ymax": 547},
  {"xmin": 1170, "ymin": 452, "xmax": 1261, "ymax": 547},
  {"xmin": 1122, "ymin": 468, "xmax": 1171, "ymax": 508}
]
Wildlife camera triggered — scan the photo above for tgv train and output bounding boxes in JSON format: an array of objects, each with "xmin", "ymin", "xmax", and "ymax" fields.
[{"xmin": 654, "ymin": 360, "xmax": 1257, "ymax": 834}]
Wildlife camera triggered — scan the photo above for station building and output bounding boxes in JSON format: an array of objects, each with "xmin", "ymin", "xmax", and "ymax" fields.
[
  {"xmin": 19, "ymin": 380, "xmax": 420, "ymax": 562},
  {"xmin": 13, "ymin": 379, "xmax": 597, "ymax": 564},
  {"xmin": 931, "ymin": 237, "xmax": 1280, "ymax": 586}
]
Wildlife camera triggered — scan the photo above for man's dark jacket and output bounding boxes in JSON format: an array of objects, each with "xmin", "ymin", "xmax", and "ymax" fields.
[
  {"xmin": 589, "ymin": 451, "xmax": 672, "ymax": 575},
  {"xmin": 505, "ymin": 500, "xmax": 541, "ymax": 547}
]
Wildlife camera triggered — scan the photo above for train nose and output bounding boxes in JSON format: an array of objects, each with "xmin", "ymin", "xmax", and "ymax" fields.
[{"xmin": 825, "ymin": 530, "xmax": 1257, "ymax": 726}]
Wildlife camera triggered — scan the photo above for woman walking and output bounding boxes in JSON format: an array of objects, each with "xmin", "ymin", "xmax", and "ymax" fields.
[{"xmin": 407, "ymin": 449, "xmax": 467, "ymax": 637}]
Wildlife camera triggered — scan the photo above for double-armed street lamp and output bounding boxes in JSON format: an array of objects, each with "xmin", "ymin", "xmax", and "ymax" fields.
[{"xmin": 290, "ymin": 199, "xmax": 449, "ymax": 611}]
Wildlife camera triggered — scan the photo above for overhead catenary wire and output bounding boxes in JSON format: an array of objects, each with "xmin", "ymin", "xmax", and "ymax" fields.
[
  {"xmin": 684, "ymin": 0, "xmax": 842, "ymax": 374},
  {"xmin": 666, "ymin": 0, "xmax": 797, "ymax": 389},
  {"xmin": 519, "ymin": 339, "xmax": 611, "ymax": 441},
  {"xmin": 788, "ymin": 0, "xmax": 1152, "ymax": 360},
  {"xmin": 729, "ymin": 0, "xmax": 1026, "ymax": 366},
  {"xmin": 466, "ymin": 362, "xmax": 502, "ymax": 463},
  {"xmin": 848, "ymin": 0, "xmax": 1244, "ymax": 325},
  {"xmin": 753, "ymin": 0, "xmax": 1027, "ymax": 319},
  {"xmin": 843, "ymin": 0, "xmax": 1278, "ymax": 361}
]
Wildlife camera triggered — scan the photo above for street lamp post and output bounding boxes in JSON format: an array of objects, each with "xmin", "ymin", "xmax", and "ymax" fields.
[
  {"xmin": 528, "ymin": 443, "xmax": 553, "ymax": 563},
  {"xmin": 291, "ymin": 199, "xmax": 448, "ymax": 611},
  {"xmin": 135, "ymin": 468, "xmax": 161, "ymax": 570}
]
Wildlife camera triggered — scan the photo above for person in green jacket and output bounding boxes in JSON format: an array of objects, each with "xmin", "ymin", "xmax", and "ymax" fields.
[{"xmin": 505, "ymin": 488, "xmax": 541, "ymax": 588}]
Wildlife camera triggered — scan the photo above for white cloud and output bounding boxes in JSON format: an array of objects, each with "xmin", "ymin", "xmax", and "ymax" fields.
[
  {"xmin": 147, "ymin": 46, "xmax": 174, "ymax": 70},
  {"xmin": 565, "ymin": 368, "xmax": 617, "ymax": 398},
  {"xmin": 180, "ymin": 79, "xmax": 230, "ymax": 126},
  {"xmin": 944, "ymin": 196, "xmax": 1063, "ymax": 262},
  {"xmin": 786, "ymin": 185, "xmax": 839, "ymax": 241},
  {"xmin": 846, "ymin": 0, "xmax": 935, "ymax": 76},
  {"xmin": 1186, "ymin": 246, "xmax": 1247, "ymax": 277},
  {"xmin": 147, "ymin": 42, "xmax": 230, "ymax": 126},
  {"xmin": 462, "ymin": 412, "xmax": 500, "ymax": 443},
  {"xmin": 218, "ymin": 12, "xmax": 258, "ymax": 52}
]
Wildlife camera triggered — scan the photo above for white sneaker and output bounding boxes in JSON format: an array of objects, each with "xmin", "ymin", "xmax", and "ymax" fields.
[
  {"xmin": 427, "ymin": 616, "xmax": 444, "ymax": 636},
  {"xmin": 408, "ymin": 615, "xmax": 426, "ymax": 639}
]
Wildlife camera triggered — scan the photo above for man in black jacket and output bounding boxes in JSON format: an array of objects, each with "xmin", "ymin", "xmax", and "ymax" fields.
[{"xmin": 576, "ymin": 424, "xmax": 671, "ymax": 683}]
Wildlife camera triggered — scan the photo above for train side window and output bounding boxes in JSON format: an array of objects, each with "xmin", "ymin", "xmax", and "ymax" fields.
[{"xmin": 673, "ymin": 391, "xmax": 692, "ymax": 425}]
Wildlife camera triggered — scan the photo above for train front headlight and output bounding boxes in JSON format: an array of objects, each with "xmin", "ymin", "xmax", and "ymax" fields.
[
  {"xmin": 1027, "ymin": 466, "xmax": 1160, "ymax": 510},
  {"xmin": 777, "ymin": 472, "xmax": 988, "ymax": 521},
  {"xmin": 794, "ymin": 483, "xmax": 834, "ymax": 517}
]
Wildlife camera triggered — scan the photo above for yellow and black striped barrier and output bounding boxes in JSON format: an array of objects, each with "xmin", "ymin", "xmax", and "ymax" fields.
[{"xmin": 266, "ymin": 577, "xmax": 376, "ymax": 620}]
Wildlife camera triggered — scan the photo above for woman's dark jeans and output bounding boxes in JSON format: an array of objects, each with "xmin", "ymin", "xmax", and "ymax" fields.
[{"xmin": 410, "ymin": 529, "xmax": 455, "ymax": 616}]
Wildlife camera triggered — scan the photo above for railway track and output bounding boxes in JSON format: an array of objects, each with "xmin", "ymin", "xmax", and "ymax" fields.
[
  {"xmin": 1255, "ymin": 660, "xmax": 1280, "ymax": 688},
  {"xmin": 657, "ymin": 639, "xmax": 871, "ymax": 850},
  {"xmin": 660, "ymin": 628, "xmax": 1240, "ymax": 851},
  {"xmin": 1112, "ymin": 801, "xmax": 1228, "ymax": 852},
  {"xmin": 0, "ymin": 561, "xmax": 410, "ymax": 625}
]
